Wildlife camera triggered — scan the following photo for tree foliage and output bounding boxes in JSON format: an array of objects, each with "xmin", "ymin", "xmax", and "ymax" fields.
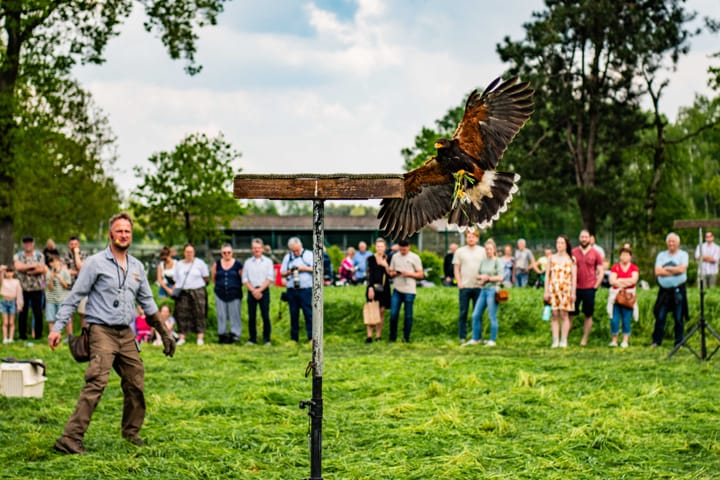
[
  {"xmin": 496, "ymin": 0, "xmax": 697, "ymax": 234},
  {"xmin": 0, "ymin": 0, "xmax": 227, "ymax": 263},
  {"xmin": 131, "ymin": 132, "xmax": 243, "ymax": 245},
  {"xmin": 12, "ymin": 78, "xmax": 120, "ymax": 241}
]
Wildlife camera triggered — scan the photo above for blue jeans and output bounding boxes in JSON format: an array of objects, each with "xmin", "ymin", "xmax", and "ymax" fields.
[
  {"xmin": 458, "ymin": 288, "xmax": 481, "ymax": 340},
  {"xmin": 611, "ymin": 304, "xmax": 632, "ymax": 335},
  {"xmin": 389, "ymin": 290, "xmax": 415, "ymax": 342},
  {"xmin": 515, "ymin": 272, "xmax": 529, "ymax": 287},
  {"xmin": 471, "ymin": 288, "xmax": 498, "ymax": 341},
  {"xmin": 287, "ymin": 288, "xmax": 312, "ymax": 341}
]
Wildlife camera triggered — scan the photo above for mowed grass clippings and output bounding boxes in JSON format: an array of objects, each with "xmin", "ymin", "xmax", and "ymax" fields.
[{"xmin": 1, "ymin": 286, "xmax": 719, "ymax": 479}]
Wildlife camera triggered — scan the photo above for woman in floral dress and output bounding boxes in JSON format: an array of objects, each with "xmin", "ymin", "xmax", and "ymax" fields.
[{"xmin": 543, "ymin": 235, "xmax": 577, "ymax": 348}]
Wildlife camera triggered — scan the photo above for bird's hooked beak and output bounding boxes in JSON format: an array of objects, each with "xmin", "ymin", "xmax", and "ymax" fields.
[{"xmin": 434, "ymin": 140, "xmax": 446, "ymax": 149}]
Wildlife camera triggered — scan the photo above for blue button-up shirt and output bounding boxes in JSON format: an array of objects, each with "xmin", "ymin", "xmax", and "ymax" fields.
[{"xmin": 52, "ymin": 247, "xmax": 158, "ymax": 332}]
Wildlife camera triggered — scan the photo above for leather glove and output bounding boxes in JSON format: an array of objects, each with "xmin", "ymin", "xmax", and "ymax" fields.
[{"xmin": 146, "ymin": 313, "xmax": 176, "ymax": 357}]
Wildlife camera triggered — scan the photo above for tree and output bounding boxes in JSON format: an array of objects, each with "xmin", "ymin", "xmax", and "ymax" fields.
[
  {"xmin": 497, "ymin": 0, "xmax": 697, "ymax": 234},
  {"xmin": 131, "ymin": 132, "xmax": 243, "ymax": 245},
  {"xmin": 12, "ymin": 78, "xmax": 120, "ymax": 241},
  {"xmin": 0, "ymin": 0, "xmax": 226, "ymax": 263}
]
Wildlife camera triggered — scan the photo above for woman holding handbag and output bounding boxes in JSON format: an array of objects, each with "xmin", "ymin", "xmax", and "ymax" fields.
[
  {"xmin": 365, "ymin": 238, "xmax": 391, "ymax": 343},
  {"xmin": 608, "ymin": 247, "xmax": 639, "ymax": 348}
]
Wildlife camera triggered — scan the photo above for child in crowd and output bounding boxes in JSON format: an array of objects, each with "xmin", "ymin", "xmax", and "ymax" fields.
[
  {"xmin": 45, "ymin": 255, "xmax": 72, "ymax": 337},
  {"xmin": 153, "ymin": 304, "xmax": 177, "ymax": 345},
  {"xmin": 134, "ymin": 305, "xmax": 152, "ymax": 343},
  {"xmin": 1, "ymin": 265, "xmax": 23, "ymax": 344}
]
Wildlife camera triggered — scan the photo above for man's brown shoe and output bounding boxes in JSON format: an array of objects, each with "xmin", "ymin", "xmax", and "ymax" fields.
[
  {"xmin": 123, "ymin": 435, "xmax": 145, "ymax": 447},
  {"xmin": 54, "ymin": 436, "xmax": 87, "ymax": 454}
]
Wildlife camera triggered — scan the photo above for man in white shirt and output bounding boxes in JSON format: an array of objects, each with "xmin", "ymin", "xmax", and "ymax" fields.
[
  {"xmin": 388, "ymin": 239, "xmax": 424, "ymax": 342},
  {"xmin": 242, "ymin": 238, "xmax": 275, "ymax": 344},
  {"xmin": 453, "ymin": 230, "xmax": 486, "ymax": 342},
  {"xmin": 695, "ymin": 231, "xmax": 720, "ymax": 288}
]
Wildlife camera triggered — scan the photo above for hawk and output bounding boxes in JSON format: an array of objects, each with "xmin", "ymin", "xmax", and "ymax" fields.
[{"xmin": 378, "ymin": 76, "xmax": 533, "ymax": 240}]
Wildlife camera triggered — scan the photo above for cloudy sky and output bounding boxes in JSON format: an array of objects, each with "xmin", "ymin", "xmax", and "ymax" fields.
[{"xmin": 74, "ymin": 0, "xmax": 720, "ymax": 200}]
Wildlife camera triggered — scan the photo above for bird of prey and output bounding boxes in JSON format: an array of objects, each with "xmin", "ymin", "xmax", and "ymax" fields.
[{"xmin": 378, "ymin": 76, "xmax": 533, "ymax": 240}]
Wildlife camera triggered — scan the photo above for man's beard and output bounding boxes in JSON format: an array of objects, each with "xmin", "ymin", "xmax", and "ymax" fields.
[{"xmin": 580, "ymin": 241, "xmax": 589, "ymax": 248}]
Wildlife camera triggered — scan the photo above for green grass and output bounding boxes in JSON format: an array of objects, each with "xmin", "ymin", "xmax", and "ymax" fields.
[{"xmin": 2, "ymin": 286, "xmax": 720, "ymax": 479}]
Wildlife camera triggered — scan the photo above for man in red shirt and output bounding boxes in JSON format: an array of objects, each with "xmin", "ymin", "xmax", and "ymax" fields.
[{"xmin": 572, "ymin": 230, "xmax": 605, "ymax": 346}]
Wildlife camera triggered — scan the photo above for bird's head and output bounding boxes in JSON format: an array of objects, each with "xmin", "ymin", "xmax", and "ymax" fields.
[{"xmin": 434, "ymin": 138, "xmax": 451, "ymax": 150}]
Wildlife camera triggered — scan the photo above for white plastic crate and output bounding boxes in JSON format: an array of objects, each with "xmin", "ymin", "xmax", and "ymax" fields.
[{"xmin": 0, "ymin": 360, "xmax": 47, "ymax": 398}]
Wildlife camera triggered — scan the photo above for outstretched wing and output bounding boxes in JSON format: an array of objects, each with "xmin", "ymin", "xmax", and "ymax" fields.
[
  {"xmin": 452, "ymin": 77, "xmax": 534, "ymax": 170},
  {"xmin": 378, "ymin": 159, "xmax": 454, "ymax": 240}
]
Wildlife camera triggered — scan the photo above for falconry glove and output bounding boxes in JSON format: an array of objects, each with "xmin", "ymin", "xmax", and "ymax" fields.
[{"xmin": 146, "ymin": 313, "xmax": 176, "ymax": 357}]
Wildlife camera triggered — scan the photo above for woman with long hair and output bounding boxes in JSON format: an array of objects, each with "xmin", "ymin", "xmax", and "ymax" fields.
[
  {"xmin": 365, "ymin": 238, "xmax": 391, "ymax": 342},
  {"xmin": 544, "ymin": 235, "xmax": 577, "ymax": 348}
]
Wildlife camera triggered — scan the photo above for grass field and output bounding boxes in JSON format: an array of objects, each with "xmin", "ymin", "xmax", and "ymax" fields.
[{"xmin": 2, "ymin": 286, "xmax": 720, "ymax": 479}]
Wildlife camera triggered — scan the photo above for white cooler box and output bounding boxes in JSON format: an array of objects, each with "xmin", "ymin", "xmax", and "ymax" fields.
[{"xmin": 0, "ymin": 359, "xmax": 47, "ymax": 398}]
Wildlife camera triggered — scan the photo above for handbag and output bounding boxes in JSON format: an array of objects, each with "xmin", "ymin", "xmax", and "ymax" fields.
[
  {"xmin": 363, "ymin": 301, "xmax": 382, "ymax": 326},
  {"xmin": 68, "ymin": 327, "xmax": 91, "ymax": 363},
  {"xmin": 495, "ymin": 289, "xmax": 509, "ymax": 303},
  {"xmin": 373, "ymin": 283, "xmax": 384, "ymax": 294},
  {"xmin": 616, "ymin": 289, "xmax": 636, "ymax": 308}
]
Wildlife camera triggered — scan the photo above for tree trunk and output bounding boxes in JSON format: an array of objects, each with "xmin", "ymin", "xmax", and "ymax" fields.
[{"xmin": 0, "ymin": 3, "xmax": 23, "ymax": 264}]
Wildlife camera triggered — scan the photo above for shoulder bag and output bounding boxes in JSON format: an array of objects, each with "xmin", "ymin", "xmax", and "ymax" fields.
[
  {"xmin": 69, "ymin": 327, "xmax": 91, "ymax": 363},
  {"xmin": 171, "ymin": 260, "xmax": 193, "ymax": 299}
]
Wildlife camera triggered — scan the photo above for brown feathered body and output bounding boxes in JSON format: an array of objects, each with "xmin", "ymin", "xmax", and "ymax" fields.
[{"xmin": 378, "ymin": 76, "xmax": 533, "ymax": 240}]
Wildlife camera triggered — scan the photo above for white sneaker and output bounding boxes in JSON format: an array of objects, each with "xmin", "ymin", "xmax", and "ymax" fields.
[
  {"xmin": 461, "ymin": 339, "xmax": 481, "ymax": 347},
  {"xmin": 620, "ymin": 341, "xmax": 629, "ymax": 348},
  {"xmin": 609, "ymin": 341, "xmax": 618, "ymax": 347},
  {"xmin": 176, "ymin": 338, "xmax": 186, "ymax": 346},
  {"xmin": 551, "ymin": 340, "xmax": 559, "ymax": 348},
  {"xmin": 197, "ymin": 338, "xmax": 204, "ymax": 346},
  {"xmin": 558, "ymin": 339, "xmax": 568, "ymax": 348},
  {"xmin": 152, "ymin": 339, "xmax": 162, "ymax": 346},
  {"xmin": 485, "ymin": 340, "xmax": 496, "ymax": 347}
]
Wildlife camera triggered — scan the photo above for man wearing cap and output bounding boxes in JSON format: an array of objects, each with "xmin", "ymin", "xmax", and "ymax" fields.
[{"xmin": 13, "ymin": 236, "xmax": 46, "ymax": 340}]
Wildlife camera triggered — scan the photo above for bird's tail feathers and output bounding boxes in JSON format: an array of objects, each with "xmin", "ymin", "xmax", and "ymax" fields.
[{"xmin": 449, "ymin": 170, "xmax": 520, "ymax": 231}]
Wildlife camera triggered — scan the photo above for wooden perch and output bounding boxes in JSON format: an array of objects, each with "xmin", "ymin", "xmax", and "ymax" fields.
[{"xmin": 234, "ymin": 174, "xmax": 405, "ymax": 200}]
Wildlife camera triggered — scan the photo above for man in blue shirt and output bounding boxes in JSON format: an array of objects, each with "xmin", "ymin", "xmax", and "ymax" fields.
[
  {"xmin": 353, "ymin": 241, "xmax": 373, "ymax": 285},
  {"xmin": 281, "ymin": 237, "xmax": 314, "ymax": 342},
  {"xmin": 651, "ymin": 232, "xmax": 689, "ymax": 347},
  {"xmin": 48, "ymin": 212, "xmax": 175, "ymax": 454}
]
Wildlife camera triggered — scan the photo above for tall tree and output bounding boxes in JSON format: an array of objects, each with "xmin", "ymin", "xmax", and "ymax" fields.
[
  {"xmin": 12, "ymin": 78, "xmax": 120, "ymax": 241},
  {"xmin": 131, "ymin": 132, "xmax": 243, "ymax": 245},
  {"xmin": 497, "ymin": 0, "xmax": 696, "ymax": 234},
  {"xmin": 0, "ymin": 0, "xmax": 227, "ymax": 263}
]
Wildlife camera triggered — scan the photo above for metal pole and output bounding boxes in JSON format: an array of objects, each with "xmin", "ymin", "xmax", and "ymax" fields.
[{"xmin": 300, "ymin": 199, "xmax": 324, "ymax": 480}]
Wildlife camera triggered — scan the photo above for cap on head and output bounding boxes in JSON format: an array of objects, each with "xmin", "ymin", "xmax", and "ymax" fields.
[{"xmin": 22, "ymin": 235, "xmax": 34, "ymax": 243}]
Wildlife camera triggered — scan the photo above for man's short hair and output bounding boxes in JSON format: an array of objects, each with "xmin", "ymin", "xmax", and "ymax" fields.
[
  {"xmin": 69, "ymin": 236, "xmax": 80, "ymax": 242},
  {"xmin": 108, "ymin": 212, "xmax": 133, "ymax": 229},
  {"xmin": 398, "ymin": 239, "xmax": 410, "ymax": 247},
  {"xmin": 666, "ymin": 232, "xmax": 680, "ymax": 243},
  {"xmin": 251, "ymin": 238, "xmax": 264, "ymax": 247},
  {"xmin": 288, "ymin": 237, "xmax": 302, "ymax": 248}
]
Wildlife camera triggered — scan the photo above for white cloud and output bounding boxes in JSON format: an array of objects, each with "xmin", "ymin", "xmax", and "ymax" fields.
[{"xmin": 74, "ymin": 0, "xmax": 720, "ymax": 201}]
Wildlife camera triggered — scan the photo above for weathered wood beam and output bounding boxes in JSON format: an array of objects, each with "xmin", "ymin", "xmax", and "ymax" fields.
[
  {"xmin": 234, "ymin": 174, "xmax": 405, "ymax": 200},
  {"xmin": 673, "ymin": 219, "xmax": 720, "ymax": 229}
]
